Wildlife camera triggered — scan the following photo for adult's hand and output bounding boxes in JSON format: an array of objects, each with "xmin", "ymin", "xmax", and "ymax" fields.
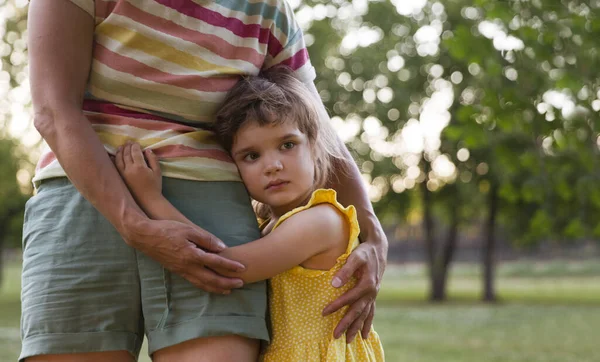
[
  {"xmin": 123, "ymin": 217, "xmax": 246, "ymax": 294},
  {"xmin": 322, "ymin": 241, "xmax": 386, "ymax": 343}
]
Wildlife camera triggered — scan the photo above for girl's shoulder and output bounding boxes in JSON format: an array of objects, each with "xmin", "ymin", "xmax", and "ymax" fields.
[{"xmin": 271, "ymin": 189, "xmax": 360, "ymax": 269}]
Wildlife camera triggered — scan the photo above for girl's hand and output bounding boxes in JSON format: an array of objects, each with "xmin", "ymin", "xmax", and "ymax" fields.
[{"xmin": 115, "ymin": 142, "xmax": 163, "ymax": 210}]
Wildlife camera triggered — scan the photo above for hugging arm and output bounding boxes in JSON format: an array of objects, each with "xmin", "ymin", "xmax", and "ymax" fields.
[
  {"xmin": 304, "ymin": 81, "xmax": 389, "ymax": 342},
  {"xmin": 212, "ymin": 207, "xmax": 344, "ymax": 284}
]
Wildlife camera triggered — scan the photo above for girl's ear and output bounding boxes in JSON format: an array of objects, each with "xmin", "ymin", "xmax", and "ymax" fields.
[
  {"xmin": 313, "ymin": 157, "xmax": 324, "ymax": 189},
  {"xmin": 254, "ymin": 200, "xmax": 272, "ymax": 221}
]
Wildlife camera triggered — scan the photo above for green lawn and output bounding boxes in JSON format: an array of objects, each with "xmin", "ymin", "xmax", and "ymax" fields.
[{"xmin": 2, "ymin": 260, "xmax": 600, "ymax": 362}]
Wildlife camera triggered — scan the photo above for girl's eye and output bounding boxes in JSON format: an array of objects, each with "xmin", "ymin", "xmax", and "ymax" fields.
[
  {"xmin": 244, "ymin": 152, "xmax": 259, "ymax": 161},
  {"xmin": 281, "ymin": 142, "xmax": 295, "ymax": 150}
]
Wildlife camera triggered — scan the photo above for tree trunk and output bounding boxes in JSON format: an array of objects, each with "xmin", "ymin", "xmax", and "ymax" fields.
[
  {"xmin": 0, "ymin": 247, "xmax": 3, "ymax": 287},
  {"xmin": 0, "ymin": 227, "xmax": 4, "ymax": 287},
  {"xmin": 430, "ymin": 270, "xmax": 445, "ymax": 300},
  {"xmin": 421, "ymin": 170, "xmax": 438, "ymax": 300},
  {"xmin": 482, "ymin": 182, "xmax": 499, "ymax": 302},
  {"xmin": 422, "ymin": 160, "xmax": 460, "ymax": 302},
  {"xmin": 431, "ymin": 202, "xmax": 459, "ymax": 301}
]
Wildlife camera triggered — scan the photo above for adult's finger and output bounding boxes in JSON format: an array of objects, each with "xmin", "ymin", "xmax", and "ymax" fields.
[
  {"xmin": 196, "ymin": 283, "xmax": 232, "ymax": 295},
  {"xmin": 332, "ymin": 295, "xmax": 370, "ymax": 340},
  {"xmin": 323, "ymin": 279, "xmax": 365, "ymax": 316},
  {"xmin": 345, "ymin": 300, "xmax": 371, "ymax": 343},
  {"xmin": 115, "ymin": 146, "xmax": 125, "ymax": 171},
  {"xmin": 187, "ymin": 263, "xmax": 244, "ymax": 290},
  {"xmin": 194, "ymin": 282, "xmax": 229, "ymax": 295},
  {"xmin": 131, "ymin": 142, "xmax": 146, "ymax": 165},
  {"xmin": 193, "ymin": 247, "xmax": 245, "ymax": 273},
  {"xmin": 182, "ymin": 270, "xmax": 234, "ymax": 294},
  {"xmin": 361, "ymin": 302, "xmax": 375, "ymax": 339},
  {"xmin": 123, "ymin": 142, "xmax": 134, "ymax": 165},
  {"xmin": 331, "ymin": 251, "xmax": 364, "ymax": 289},
  {"xmin": 187, "ymin": 227, "xmax": 226, "ymax": 252},
  {"xmin": 145, "ymin": 149, "xmax": 161, "ymax": 174}
]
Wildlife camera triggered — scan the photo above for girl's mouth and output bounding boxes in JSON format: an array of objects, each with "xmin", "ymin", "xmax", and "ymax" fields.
[{"xmin": 266, "ymin": 180, "xmax": 289, "ymax": 190}]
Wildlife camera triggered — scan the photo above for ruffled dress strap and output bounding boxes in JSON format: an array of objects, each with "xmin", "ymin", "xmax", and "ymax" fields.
[{"xmin": 272, "ymin": 188, "xmax": 360, "ymax": 258}]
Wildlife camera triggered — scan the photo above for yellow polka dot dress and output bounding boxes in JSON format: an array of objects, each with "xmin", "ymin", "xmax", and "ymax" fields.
[{"xmin": 261, "ymin": 189, "xmax": 385, "ymax": 362}]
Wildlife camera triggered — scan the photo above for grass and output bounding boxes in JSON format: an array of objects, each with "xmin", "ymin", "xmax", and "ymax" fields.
[
  {"xmin": 375, "ymin": 304, "xmax": 599, "ymax": 362},
  {"xmin": 2, "ymin": 260, "xmax": 600, "ymax": 362},
  {"xmin": 378, "ymin": 261, "xmax": 600, "ymax": 304}
]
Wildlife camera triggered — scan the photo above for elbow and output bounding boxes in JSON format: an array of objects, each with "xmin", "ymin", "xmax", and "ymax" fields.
[
  {"xmin": 32, "ymin": 102, "xmax": 82, "ymax": 141},
  {"xmin": 32, "ymin": 106, "xmax": 58, "ymax": 140}
]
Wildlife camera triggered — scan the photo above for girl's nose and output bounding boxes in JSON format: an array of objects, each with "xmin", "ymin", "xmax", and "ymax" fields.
[{"xmin": 265, "ymin": 158, "xmax": 283, "ymax": 174}]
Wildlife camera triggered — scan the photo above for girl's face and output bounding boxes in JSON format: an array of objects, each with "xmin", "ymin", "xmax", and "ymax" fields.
[{"xmin": 231, "ymin": 120, "xmax": 316, "ymax": 217}]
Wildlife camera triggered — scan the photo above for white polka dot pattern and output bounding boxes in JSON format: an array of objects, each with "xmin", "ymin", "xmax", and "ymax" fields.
[{"xmin": 260, "ymin": 189, "xmax": 385, "ymax": 362}]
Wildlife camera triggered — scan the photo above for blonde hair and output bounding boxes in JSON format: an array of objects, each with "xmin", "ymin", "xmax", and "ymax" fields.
[{"xmin": 214, "ymin": 66, "xmax": 345, "ymax": 220}]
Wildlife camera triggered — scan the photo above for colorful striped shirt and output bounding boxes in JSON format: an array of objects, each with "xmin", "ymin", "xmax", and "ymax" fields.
[{"xmin": 33, "ymin": 0, "xmax": 315, "ymax": 185}]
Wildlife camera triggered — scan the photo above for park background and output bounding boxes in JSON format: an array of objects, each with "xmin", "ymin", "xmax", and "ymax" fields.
[{"xmin": 1, "ymin": 0, "xmax": 599, "ymax": 361}]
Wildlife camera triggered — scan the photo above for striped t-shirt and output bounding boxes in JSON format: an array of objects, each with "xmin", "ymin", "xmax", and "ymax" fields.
[{"xmin": 33, "ymin": 0, "xmax": 316, "ymax": 185}]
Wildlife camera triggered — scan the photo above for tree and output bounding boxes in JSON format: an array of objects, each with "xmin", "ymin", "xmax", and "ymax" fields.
[
  {"xmin": 302, "ymin": 0, "xmax": 600, "ymax": 302},
  {"xmin": 0, "ymin": 137, "xmax": 29, "ymax": 284},
  {"xmin": 1, "ymin": 0, "xmax": 33, "ymax": 285}
]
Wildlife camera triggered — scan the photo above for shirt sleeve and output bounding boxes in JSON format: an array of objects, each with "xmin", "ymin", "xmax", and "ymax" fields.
[
  {"xmin": 67, "ymin": 0, "xmax": 95, "ymax": 18},
  {"xmin": 263, "ymin": 2, "xmax": 316, "ymax": 84}
]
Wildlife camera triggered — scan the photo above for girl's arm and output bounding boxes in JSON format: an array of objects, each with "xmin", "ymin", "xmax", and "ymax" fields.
[
  {"xmin": 115, "ymin": 143, "xmax": 348, "ymax": 284},
  {"xmin": 216, "ymin": 204, "xmax": 346, "ymax": 283},
  {"xmin": 215, "ymin": 203, "xmax": 348, "ymax": 283}
]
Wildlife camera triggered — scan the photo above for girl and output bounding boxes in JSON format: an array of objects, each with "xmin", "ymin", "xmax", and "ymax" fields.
[{"xmin": 115, "ymin": 67, "xmax": 385, "ymax": 361}]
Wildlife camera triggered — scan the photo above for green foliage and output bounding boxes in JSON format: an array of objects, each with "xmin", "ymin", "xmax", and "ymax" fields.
[
  {"xmin": 3, "ymin": 0, "xmax": 600, "ymax": 251},
  {"xmin": 1, "ymin": 0, "xmax": 31, "ymax": 250},
  {"xmin": 303, "ymin": 0, "xmax": 600, "ymax": 245},
  {"xmin": 0, "ymin": 137, "xmax": 29, "ymax": 249}
]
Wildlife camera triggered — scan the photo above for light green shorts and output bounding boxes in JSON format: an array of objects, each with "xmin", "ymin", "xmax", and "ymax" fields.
[{"xmin": 20, "ymin": 177, "xmax": 268, "ymax": 361}]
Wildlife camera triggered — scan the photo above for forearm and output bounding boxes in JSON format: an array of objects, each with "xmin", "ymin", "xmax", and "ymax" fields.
[
  {"xmin": 138, "ymin": 193, "xmax": 194, "ymax": 226},
  {"xmin": 328, "ymin": 148, "xmax": 388, "ymax": 252},
  {"xmin": 35, "ymin": 107, "xmax": 148, "ymax": 239},
  {"xmin": 216, "ymin": 207, "xmax": 338, "ymax": 284},
  {"xmin": 215, "ymin": 248, "xmax": 271, "ymax": 284}
]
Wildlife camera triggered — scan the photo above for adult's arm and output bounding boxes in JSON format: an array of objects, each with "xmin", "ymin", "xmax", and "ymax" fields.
[
  {"xmin": 28, "ymin": 0, "xmax": 245, "ymax": 294},
  {"xmin": 304, "ymin": 81, "xmax": 389, "ymax": 342}
]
